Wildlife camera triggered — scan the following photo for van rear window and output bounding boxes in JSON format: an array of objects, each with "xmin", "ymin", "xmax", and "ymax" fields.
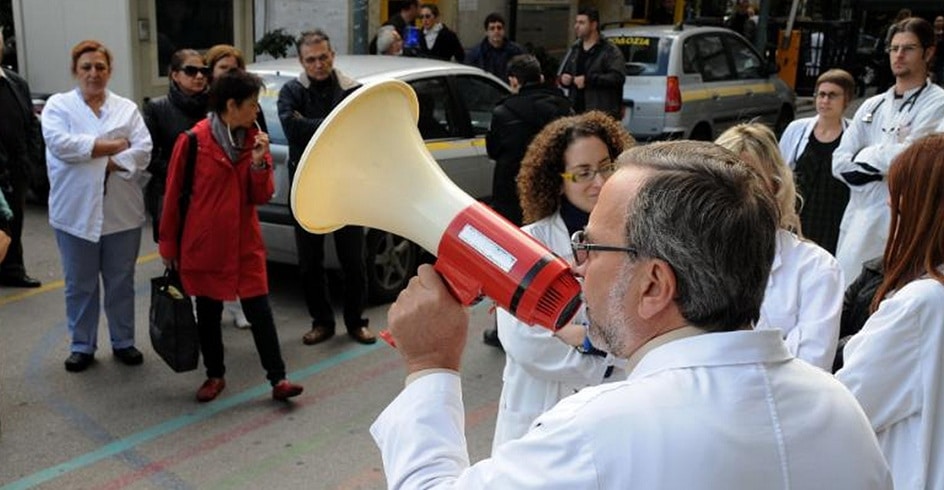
[{"xmin": 606, "ymin": 36, "xmax": 669, "ymax": 76}]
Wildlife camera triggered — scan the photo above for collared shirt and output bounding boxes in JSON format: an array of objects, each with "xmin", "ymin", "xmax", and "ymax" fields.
[
  {"xmin": 42, "ymin": 88, "xmax": 152, "ymax": 241},
  {"xmin": 423, "ymin": 22, "xmax": 443, "ymax": 49}
]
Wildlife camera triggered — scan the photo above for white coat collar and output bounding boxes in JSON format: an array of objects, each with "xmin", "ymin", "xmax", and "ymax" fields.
[{"xmin": 628, "ymin": 329, "xmax": 792, "ymax": 381}]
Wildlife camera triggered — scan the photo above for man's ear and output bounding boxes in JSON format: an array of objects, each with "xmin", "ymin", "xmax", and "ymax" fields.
[{"xmin": 636, "ymin": 259, "xmax": 677, "ymax": 320}]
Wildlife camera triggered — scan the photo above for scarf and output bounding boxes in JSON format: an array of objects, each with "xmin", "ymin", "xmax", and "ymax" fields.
[
  {"xmin": 167, "ymin": 81, "xmax": 208, "ymax": 120},
  {"xmin": 559, "ymin": 197, "xmax": 590, "ymax": 237},
  {"xmin": 208, "ymin": 112, "xmax": 246, "ymax": 163}
]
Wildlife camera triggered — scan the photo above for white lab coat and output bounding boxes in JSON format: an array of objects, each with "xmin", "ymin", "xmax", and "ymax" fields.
[
  {"xmin": 492, "ymin": 213, "xmax": 612, "ymax": 450},
  {"xmin": 778, "ymin": 115, "xmax": 850, "ymax": 169},
  {"xmin": 831, "ymin": 82, "xmax": 944, "ymax": 283},
  {"xmin": 837, "ymin": 276, "xmax": 944, "ymax": 490},
  {"xmin": 756, "ymin": 230, "xmax": 842, "ymax": 370},
  {"xmin": 42, "ymin": 88, "xmax": 152, "ymax": 242},
  {"xmin": 371, "ymin": 330, "xmax": 892, "ymax": 489}
]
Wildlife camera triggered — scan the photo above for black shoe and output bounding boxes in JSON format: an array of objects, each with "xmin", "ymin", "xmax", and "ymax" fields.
[
  {"xmin": 483, "ymin": 327, "xmax": 503, "ymax": 349},
  {"xmin": 0, "ymin": 274, "xmax": 42, "ymax": 288},
  {"xmin": 113, "ymin": 346, "xmax": 144, "ymax": 366},
  {"xmin": 64, "ymin": 352, "xmax": 94, "ymax": 372}
]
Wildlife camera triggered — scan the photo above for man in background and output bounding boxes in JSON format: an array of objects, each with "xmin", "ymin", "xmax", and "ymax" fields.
[
  {"xmin": 466, "ymin": 13, "xmax": 525, "ymax": 82},
  {"xmin": 0, "ymin": 28, "xmax": 43, "ymax": 288},
  {"xmin": 558, "ymin": 6, "xmax": 626, "ymax": 121}
]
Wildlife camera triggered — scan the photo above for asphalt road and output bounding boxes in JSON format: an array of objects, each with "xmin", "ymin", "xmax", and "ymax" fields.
[{"xmin": 0, "ymin": 204, "xmax": 504, "ymax": 489}]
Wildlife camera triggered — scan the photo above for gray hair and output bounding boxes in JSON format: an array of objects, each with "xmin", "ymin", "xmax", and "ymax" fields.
[
  {"xmin": 296, "ymin": 29, "xmax": 332, "ymax": 56},
  {"xmin": 616, "ymin": 141, "xmax": 777, "ymax": 331},
  {"xmin": 376, "ymin": 25, "xmax": 399, "ymax": 55}
]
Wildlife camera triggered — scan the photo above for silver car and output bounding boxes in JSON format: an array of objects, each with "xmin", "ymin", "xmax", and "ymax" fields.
[
  {"xmin": 602, "ymin": 25, "xmax": 796, "ymax": 141},
  {"xmin": 250, "ymin": 56, "xmax": 510, "ymax": 303}
]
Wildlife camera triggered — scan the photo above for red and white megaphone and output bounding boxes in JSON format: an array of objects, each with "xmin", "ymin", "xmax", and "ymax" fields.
[{"xmin": 290, "ymin": 80, "xmax": 581, "ymax": 336}]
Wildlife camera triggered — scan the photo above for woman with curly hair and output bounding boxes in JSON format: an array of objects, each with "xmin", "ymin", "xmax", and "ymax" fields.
[
  {"xmin": 492, "ymin": 111, "xmax": 634, "ymax": 450},
  {"xmin": 716, "ymin": 123, "xmax": 842, "ymax": 371}
]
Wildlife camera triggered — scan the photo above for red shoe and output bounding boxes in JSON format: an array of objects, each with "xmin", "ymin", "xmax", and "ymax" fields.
[
  {"xmin": 272, "ymin": 380, "xmax": 303, "ymax": 401},
  {"xmin": 196, "ymin": 378, "xmax": 226, "ymax": 402}
]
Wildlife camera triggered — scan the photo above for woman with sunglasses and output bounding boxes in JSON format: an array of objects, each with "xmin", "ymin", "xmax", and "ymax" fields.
[
  {"xmin": 417, "ymin": 3, "xmax": 464, "ymax": 62},
  {"xmin": 143, "ymin": 49, "xmax": 209, "ymax": 244},
  {"xmin": 716, "ymin": 123, "xmax": 842, "ymax": 371},
  {"xmin": 492, "ymin": 111, "xmax": 634, "ymax": 450},
  {"xmin": 836, "ymin": 133, "xmax": 944, "ymax": 489},
  {"xmin": 159, "ymin": 70, "xmax": 303, "ymax": 403}
]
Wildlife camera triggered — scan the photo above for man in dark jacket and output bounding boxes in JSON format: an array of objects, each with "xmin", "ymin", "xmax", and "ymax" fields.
[
  {"xmin": 0, "ymin": 29, "xmax": 43, "ymax": 288},
  {"xmin": 466, "ymin": 13, "xmax": 525, "ymax": 82},
  {"xmin": 482, "ymin": 54, "xmax": 572, "ymax": 348},
  {"xmin": 558, "ymin": 6, "xmax": 627, "ymax": 120},
  {"xmin": 277, "ymin": 30, "xmax": 376, "ymax": 346}
]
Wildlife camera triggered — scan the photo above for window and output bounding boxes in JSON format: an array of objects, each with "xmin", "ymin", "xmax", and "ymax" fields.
[
  {"xmin": 409, "ymin": 78, "xmax": 454, "ymax": 140},
  {"xmin": 607, "ymin": 35, "xmax": 670, "ymax": 76},
  {"xmin": 454, "ymin": 75, "xmax": 507, "ymax": 135},
  {"xmin": 258, "ymin": 74, "xmax": 291, "ymax": 145},
  {"xmin": 156, "ymin": 0, "xmax": 234, "ymax": 76},
  {"xmin": 724, "ymin": 35, "xmax": 763, "ymax": 79},
  {"xmin": 687, "ymin": 35, "xmax": 733, "ymax": 82}
]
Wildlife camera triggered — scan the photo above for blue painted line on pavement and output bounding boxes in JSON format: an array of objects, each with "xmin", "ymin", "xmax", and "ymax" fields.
[{"xmin": 2, "ymin": 343, "xmax": 380, "ymax": 490}]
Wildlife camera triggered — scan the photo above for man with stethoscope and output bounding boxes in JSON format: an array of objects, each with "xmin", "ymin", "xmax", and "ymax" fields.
[{"xmin": 832, "ymin": 17, "xmax": 944, "ymax": 284}]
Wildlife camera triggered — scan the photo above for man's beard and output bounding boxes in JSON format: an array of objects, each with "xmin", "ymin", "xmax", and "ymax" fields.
[{"xmin": 586, "ymin": 266, "xmax": 631, "ymax": 357}]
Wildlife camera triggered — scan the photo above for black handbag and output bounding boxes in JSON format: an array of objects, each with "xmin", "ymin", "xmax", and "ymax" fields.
[
  {"xmin": 149, "ymin": 130, "xmax": 200, "ymax": 372},
  {"xmin": 149, "ymin": 269, "xmax": 199, "ymax": 372}
]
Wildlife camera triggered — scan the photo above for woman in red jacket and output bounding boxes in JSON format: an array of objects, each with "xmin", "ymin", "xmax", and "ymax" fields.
[{"xmin": 159, "ymin": 70, "xmax": 303, "ymax": 403}]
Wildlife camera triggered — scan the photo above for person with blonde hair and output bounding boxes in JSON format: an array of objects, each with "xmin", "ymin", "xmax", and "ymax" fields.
[
  {"xmin": 716, "ymin": 123, "xmax": 842, "ymax": 370},
  {"xmin": 492, "ymin": 111, "xmax": 634, "ymax": 449},
  {"xmin": 837, "ymin": 133, "xmax": 944, "ymax": 489}
]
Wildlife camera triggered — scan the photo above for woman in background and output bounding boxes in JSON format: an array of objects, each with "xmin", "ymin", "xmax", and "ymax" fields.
[
  {"xmin": 493, "ymin": 111, "xmax": 633, "ymax": 450},
  {"xmin": 779, "ymin": 69, "xmax": 853, "ymax": 255},
  {"xmin": 717, "ymin": 123, "xmax": 842, "ymax": 371},
  {"xmin": 159, "ymin": 70, "xmax": 303, "ymax": 403},
  {"xmin": 417, "ymin": 3, "xmax": 464, "ymax": 62},
  {"xmin": 42, "ymin": 40, "xmax": 152, "ymax": 372},
  {"xmin": 143, "ymin": 49, "xmax": 209, "ymax": 243},
  {"xmin": 836, "ymin": 133, "xmax": 944, "ymax": 489}
]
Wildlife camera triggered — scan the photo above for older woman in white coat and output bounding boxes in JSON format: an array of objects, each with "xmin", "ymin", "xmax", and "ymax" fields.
[
  {"xmin": 492, "ymin": 111, "xmax": 634, "ymax": 450},
  {"xmin": 42, "ymin": 40, "xmax": 152, "ymax": 372},
  {"xmin": 778, "ymin": 69, "xmax": 853, "ymax": 255},
  {"xmin": 837, "ymin": 133, "xmax": 944, "ymax": 489},
  {"xmin": 717, "ymin": 124, "xmax": 842, "ymax": 370}
]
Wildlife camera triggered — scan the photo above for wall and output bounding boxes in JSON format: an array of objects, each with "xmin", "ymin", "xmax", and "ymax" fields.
[{"xmin": 255, "ymin": 0, "xmax": 351, "ymax": 55}]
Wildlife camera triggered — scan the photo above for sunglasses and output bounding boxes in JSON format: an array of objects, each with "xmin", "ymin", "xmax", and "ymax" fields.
[{"xmin": 180, "ymin": 65, "xmax": 211, "ymax": 77}]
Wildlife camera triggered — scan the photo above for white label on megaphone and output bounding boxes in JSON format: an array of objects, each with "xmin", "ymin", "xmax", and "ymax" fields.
[{"xmin": 457, "ymin": 224, "xmax": 517, "ymax": 273}]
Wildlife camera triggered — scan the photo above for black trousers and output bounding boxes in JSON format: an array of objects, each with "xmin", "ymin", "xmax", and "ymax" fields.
[
  {"xmin": 293, "ymin": 224, "xmax": 367, "ymax": 332},
  {"xmin": 195, "ymin": 295, "xmax": 287, "ymax": 385},
  {"xmin": 0, "ymin": 176, "xmax": 28, "ymax": 278}
]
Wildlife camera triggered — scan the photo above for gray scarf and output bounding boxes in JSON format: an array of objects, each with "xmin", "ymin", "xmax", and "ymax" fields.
[{"xmin": 208, "ymin": 112, "xmax": 246, "ymax": 163}]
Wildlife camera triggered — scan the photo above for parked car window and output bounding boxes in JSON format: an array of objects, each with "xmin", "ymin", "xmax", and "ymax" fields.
[
  {"xmin": 607, "ymin": 35, "xmax": 670, "ymax": 76},
  {"xmin": 410, "ymin": 78, "xmax": 454, "ymax": 139},
  {"xmin": 689, "ymin": 35, "xmax": 733, "ymax": 82},
  {"xmin": 724, "ymin": 35, "xmax": 764, "ymax": 79},
  {"xmin": 454, "ymin": 75, "xmax": 506, "ymax": 135},
  {"xmin": 258, "ymin": 74, "xmax": 291, "ymax": 146},
  {"xmin": 682, "ymin": 40, "xmax": 699, "ymax": 74}
]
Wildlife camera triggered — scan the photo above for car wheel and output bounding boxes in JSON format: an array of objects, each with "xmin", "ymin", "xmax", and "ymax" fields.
[
  {"xmin": 774, "ymin": 106, "xmax": 794, "ymax": 137},
  {"xmin": 689, "ymin": 124, "xmax": 713, "ymax": 141},
  {"xmin": 365, "ymin": 229, "xmax": 419, "ymax": 304}
]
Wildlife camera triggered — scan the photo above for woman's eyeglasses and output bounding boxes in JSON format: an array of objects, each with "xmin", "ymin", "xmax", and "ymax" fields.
[
  {"xmin": 561, "ymin": 163, "xmax": 617, "ymax": 183},
  {"xmin": 180, "ymin": 65, "xmax": 211, "ymax": 77},
  {"xmin": 570, "ymin": 230, "xmax": 638, "ymax": 266}
]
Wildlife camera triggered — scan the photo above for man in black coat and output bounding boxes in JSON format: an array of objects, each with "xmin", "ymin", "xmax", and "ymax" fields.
[
  {"xmin": 466, "ymin": 13, "xmax": 526, "ymax": 82},
  {"xmin": 482, "ymin": 54, "xmax": 572, "ymax": 347},
  {"xmin": 558, "ymin": 6, "xmax": 627, "ymax": 120},
  {"xmin": 278, "ymin": 30, "xmax": 376, "ymax": 346},
  {"xmin": 0, "ymin": 29, "xmax": 43, "ymax": 288}
]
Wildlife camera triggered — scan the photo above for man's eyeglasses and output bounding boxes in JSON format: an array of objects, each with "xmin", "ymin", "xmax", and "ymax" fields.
[
  {"xmin": 815, "ymin": 91, "xmax": 842, "ymax": 100},
  {"xmin": 561, "ymin": 163, "xmax": 616, "ymax": 183},
  {"xmin": 570, "ymin": 230, "xmax": 638, "ymax": 266},
  {"xmin": 886, "ymin": 44, "xmax": 920, "ymax": 54},
  {"xmin": 420, "ymin": 14, "xmax": 434, "ymax": 19},
  {"xmin": 180, "ymin": 65, "xmax": 211, "ymax": 77}
]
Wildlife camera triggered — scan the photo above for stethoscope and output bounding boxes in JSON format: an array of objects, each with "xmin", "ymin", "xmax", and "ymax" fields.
[{"xmin": 861, "ymin": 81, "xmax": 929, "ymax": 123}]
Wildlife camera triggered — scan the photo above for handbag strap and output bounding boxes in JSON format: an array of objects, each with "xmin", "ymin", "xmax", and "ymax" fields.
[{"xmin": 176, "ymin": 130, "xmax": 197, "ymax": 252}]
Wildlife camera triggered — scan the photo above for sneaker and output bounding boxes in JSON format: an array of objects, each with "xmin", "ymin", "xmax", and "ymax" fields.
[
  {"xmin": 226, "ymin": 301, "xmax": 251, "ymax": 329},
  {"xmin": 233, "ymin": 315, "xmax": 251, "ymax": 329},
  {"xmin": 272, "ymin": 380, "xmax": 303, "ymax": 401},
  {"xmin": 482, "ymin": 327, "xmax": 503, "ymax": 349},
  {"xmin": 196, "ymin": 378, "xmax": 226, "ymax": 402}
]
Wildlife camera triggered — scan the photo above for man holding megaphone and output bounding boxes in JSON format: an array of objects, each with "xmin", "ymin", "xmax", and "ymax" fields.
[
  {"xmin": 278, "ymin": 29, "xmax": 376, "ymax": 346},
  {"xmin": 368, "ymin": 142, "xmax": 892, "ymax": 489}
]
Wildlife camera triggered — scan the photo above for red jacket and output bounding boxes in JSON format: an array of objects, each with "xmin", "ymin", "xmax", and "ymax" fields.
[{"xmin": 158, "ymin": 118, "xmax": 274, "ymax": 300}]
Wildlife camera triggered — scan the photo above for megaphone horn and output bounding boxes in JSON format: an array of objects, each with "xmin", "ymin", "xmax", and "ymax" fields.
[{"xmin": 291, "ymin": 79, "xmax": 581, "ymax": 331}]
